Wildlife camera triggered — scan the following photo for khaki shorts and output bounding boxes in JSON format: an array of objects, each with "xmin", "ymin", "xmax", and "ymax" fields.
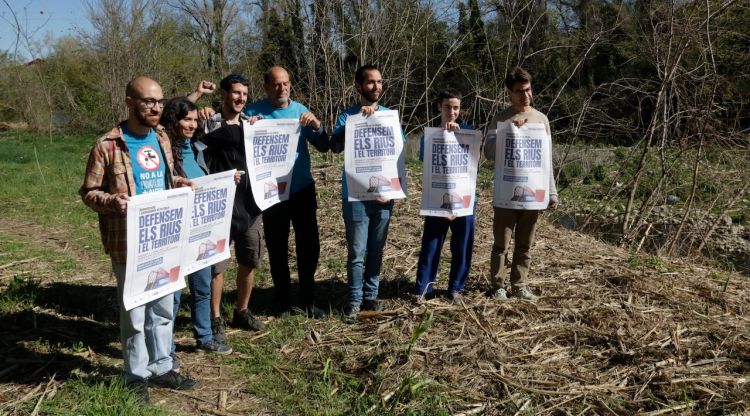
[{"xmin": 213, "ymin": 214, "xmax": 264, "ymax": 273}]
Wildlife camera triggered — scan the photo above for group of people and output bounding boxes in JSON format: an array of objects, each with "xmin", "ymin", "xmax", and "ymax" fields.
[{"xmin": 79, "ymin": 64, "xmax": 557, "ymax": 403}]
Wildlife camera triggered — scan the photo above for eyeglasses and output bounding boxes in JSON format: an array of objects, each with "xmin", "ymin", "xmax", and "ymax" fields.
[{"xmin": 130, "ymin": 97, "xmax": 166, "ymax": 109}]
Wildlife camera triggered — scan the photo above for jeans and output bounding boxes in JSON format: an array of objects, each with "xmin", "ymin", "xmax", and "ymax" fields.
[
  {"xmin": 172, "ymin": 266, "xmax": 213, "ymax": 351},
  {"xmin": 263, "ymin": 183, "xmax": 320, "ymax": 307},
  {"xmin": 342, "ymin": 199, "xmax": 393, "ymax": 306},
  {"xmin": 415, "ymin": 214, "xmax": 475, "ymax": 295},
  {"xmin": 113, "ymin": 262, "xmax": 174, "ymax": 383}
]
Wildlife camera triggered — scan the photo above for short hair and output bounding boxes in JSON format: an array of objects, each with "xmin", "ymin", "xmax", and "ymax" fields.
[
  {"xmin": 436, "ymin": 89, "xmax": 462, "ymax": 105},
  {"xmin": 219, "ymin": 72, "xmax": 249, "ymax": 92},
  {"xmin": 125, "ymin": 75, "xmax": 154, "ymax": 98},
  {"xmin": 263, "ymin": 66, "xmax": 289, "ymax": 85},
  {"xmin": 504, "ymin": 67, "xmax": 532, "ymax": 90},
  {"xmin": 355, "ymin": 64, "xmax": 380, "ymax": 85}
]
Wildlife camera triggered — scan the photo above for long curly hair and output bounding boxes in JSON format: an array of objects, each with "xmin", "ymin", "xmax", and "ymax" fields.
[{"xmin": 161, "ymin": 97, "xmax": 201, "ymax": 177}]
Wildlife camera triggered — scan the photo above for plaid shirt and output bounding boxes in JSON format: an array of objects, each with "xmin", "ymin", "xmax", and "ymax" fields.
[{"xmin": 79, "ymin": 122, "xmax": 177, "ymax": 264}]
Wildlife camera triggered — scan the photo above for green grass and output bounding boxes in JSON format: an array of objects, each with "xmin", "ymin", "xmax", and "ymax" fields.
[
  {"xmin": 0, "ymin": 130, "xmax": 104, "ymax": 259},
  {"xmin": 40, "ymin": 377, "xmax": 169, "ymax": 416}
]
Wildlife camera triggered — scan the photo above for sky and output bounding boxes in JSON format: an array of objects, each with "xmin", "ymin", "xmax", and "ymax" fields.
[{"xmin": 0, "ymin": 0, "xmax": 92, "ymax": 59}]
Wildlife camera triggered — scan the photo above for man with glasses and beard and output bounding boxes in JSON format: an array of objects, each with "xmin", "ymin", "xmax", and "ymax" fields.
[{"xmin": 80, "ymin": 76, "xmax": 197, "ymax": 404}]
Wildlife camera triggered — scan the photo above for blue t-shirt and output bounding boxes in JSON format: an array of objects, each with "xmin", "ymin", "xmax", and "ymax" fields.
[
  {"xmin": 332, "ymin": 104, "xmax": 405, "ymax": 200},
  {"xmin": 181, "ymin": 140, "xmax": 207, "ymax": 180},
  {"xmin": 123, "ymin": 126, "xmax": 167, "ymax": 195},
  {"xmin": 244, "ymin": 99, "xmax": 328, "ymax": 194}
]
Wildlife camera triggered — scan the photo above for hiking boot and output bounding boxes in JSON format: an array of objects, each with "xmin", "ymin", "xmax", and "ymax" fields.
[
  {"xmin": 232, "ymin": 309, "xmax": 265, "ymax": 331},
  {"xmin": 342, "ymin": 304, "xmax": 360, "ymax": 324},
  {"xmin": 197, "ymin": 339, "xmax": 233, "ymax": 355},
  {"xmin": 170, "ymin": 352, "xmax": 180, "ymax": 372},
  {"xmin": 512, "ymin": 287, "xmax": 539, "ymax": 302},
  {"xmin": 492, "ymin": 288, "xmax": 509, "ymax": 301},
  {"xmin": 448, "ymin": 291, "xmax": 463, "ymax": 303},
  {"xmin": 149, "ymin": 370, "xmax": 196, "ymax": 390},
  {"xmin": 126, "ymin": 379, "xmax": 149, "ymax": 405},
  {"xmin": 211, "ymin": 317, "xmax": 228, "ymax": 343},
  {"xmin": 361, "ymin": 299, "xmax": 381, "ymax": 312}
]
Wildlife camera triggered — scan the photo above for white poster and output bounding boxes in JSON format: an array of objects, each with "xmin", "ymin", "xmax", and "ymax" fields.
[
  {"xmin": 124, "ymin": 187, "xmax": 192, "ymax": 311},
  {"xmin": 493, "ymin": 122, "xmax": 551, "ymax": 210},
  {"xmin": 243, "ymin": 119, "xmax": 301, "ymax": 211},
  {"xmin": 344, "ymin": 110, "xmax": 406, "ymax": 201},
  {"xmin": 420, "ymin": 127, "xmax": 481, "ymax": 217},
  {"xmin": 181, "ymin": 170, "xmax": 237, "ymax": 275}
]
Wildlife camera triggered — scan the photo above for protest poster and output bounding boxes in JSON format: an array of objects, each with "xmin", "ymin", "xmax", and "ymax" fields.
[
  {"xmin": 244, "ymin": 119, "xmax": 300, "ymax": 211},
  {"xmin": 420, "ymin": 127, "xmax": 481, "ymax": 217},
  {"xmin": 344, "ymin": 110, "xmax": 406, "ymax": 201},
  {"xmin": 181, "ymin": 170, "xmax": 237, "ymax": 275},
  {"xmin": 492, "ymin": 122, "xmax": 552, "ymax": 210},
  {"xmin": 124, "ymin": 187, "xmax": 192, "ymax": 311}
]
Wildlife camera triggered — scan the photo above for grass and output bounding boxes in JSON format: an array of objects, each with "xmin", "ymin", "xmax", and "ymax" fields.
[{"xmin": 40, "ymin": 377, "xmax": 169, "ymax": 416}]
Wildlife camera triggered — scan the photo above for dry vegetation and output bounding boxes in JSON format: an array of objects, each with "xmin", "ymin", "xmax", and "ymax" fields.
[{"xmin": 2, "ymin": 160, "xmax": 748, "ymax": 415}]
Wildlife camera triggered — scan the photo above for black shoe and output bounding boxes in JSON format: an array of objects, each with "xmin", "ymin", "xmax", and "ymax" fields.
[
  {"xmin": 342, "ymin": 304, "xmax": 360, "ymax": 324},
  {"xmin": 149, "ymin": 370, "xmax": 196, "ymax": 390},
  {"xmin": 197, "ymin": 339, "xmax": 233, "ymax": 355},
  {"xmin": 211, "ymin": 316, "xmax": 228, "ymax": 343},
  {"xmin": 126, "ymin": 379, "xmax": 149, "ymax": 404},
  {"xmin": 232, "ymin": 309, "xmax": 266, "ymax": 331},
  {"xmin": 361, "ymin": 299, "xmax": 381, "ymax": 312},
  {"xmin": 296, "ymin": 304, "xmax": 328, "ymax": 319}
]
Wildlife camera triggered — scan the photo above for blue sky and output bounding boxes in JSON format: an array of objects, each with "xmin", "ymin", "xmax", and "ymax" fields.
[{"xmin": 0, "ymin": 0, "xmax": 91, "ymax": 59}]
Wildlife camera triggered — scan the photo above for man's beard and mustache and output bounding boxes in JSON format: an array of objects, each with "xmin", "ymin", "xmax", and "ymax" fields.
[
  {"xmin": 361, "ymin": 89, "xmax": 381, "ymax": 104},
  {"xmin": 135, "ymin": 110, "xmax": 161, "ymax": 128}
]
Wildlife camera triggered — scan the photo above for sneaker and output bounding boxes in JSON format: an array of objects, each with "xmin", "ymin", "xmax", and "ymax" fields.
[
  {"xmin": 170, "ymin": 352, "xmax": 180, "ymax": 372},
  {"xmin": 512, "ymin": 287, "xmax": 539, "ymax": 301},
  {"xmin": 492, "ymin": 288, "xmax": 509, "ymax": 301},
  {"xmin": 448, "ymin": 291, "xmax": 463, "ymax": 303},
  {"xmin": 126, "ymin": 379, "xmax": 149, "ymax": 405},
  {"xmin": 211, "ymin": 317, "xmax": 228, "ymax": 343},
  {"xmin": 361, "ymin": 299, "xmax": 381, "ymax": 312},
  {"xmin": 232, "ymin": 309, "xmax": 265, "ymax": 331},
  {"xmin": 295, "ymin": 304, "xmax": 328, "ymax": 319},
  {"xmin": 197, "ymin": 339, "xmax": 233, "ymax": 355},
  {"xmin": 149, "ymin": 370, "xmax": 196, "ymax": 390},
  {"xmin": 342, "ymin": 304, "xmax": 360, "ymax": 324}
]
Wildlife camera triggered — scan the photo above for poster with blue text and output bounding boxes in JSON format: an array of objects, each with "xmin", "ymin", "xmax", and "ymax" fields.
[
  {"xmin": 181, "ymin": 170, "xmax": 237, "ymax": 275},
  {"xmin": 492, "ymin": 122, "xmax": 551, "ymax": 210},
  {"xmin": 420, "ymin": 127, "xmax": 481, "ymax": 217},
  {"xmin": 344, "ymin": 110, "xmax": 406, "ymax": 201},
  {"xmin": 243, "ymin": 119, "xmax": 300, "ymax": 211},
  {"xmin": 124, "ymin": 187, "xmax": 192, "ymax": 310}
]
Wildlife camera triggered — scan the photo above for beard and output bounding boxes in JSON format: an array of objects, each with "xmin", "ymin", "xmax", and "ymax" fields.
[
  {"xmin": 362, "ymin": 90, "xmax": 381, "ymax": 104},
  {"xmin": 135, "ymin": 110, "xmax": 160, "ymax": 128}
]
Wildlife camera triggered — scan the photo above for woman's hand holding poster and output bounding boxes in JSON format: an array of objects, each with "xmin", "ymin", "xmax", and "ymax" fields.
[
  {"xmin": 181, "ymin": 170, "xmax": 237, "ymax": 275},
  {"xmin": 344, "ymin": 110, "xmax": 406, "ymax": 202},
  {"xmin": 420, "ymin": 127, "xmax": 480, "ymax": 217},
  {"xmin": 492, "ymin": 122, "xmax": 551, "ymax": 210},
  {"xmin": 243, "ymin": 119, "xmax": 301, "ymax": 211}
]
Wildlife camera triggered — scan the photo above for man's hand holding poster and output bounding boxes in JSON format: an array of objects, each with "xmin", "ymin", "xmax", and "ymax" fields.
[
  {"xmin": 124, "ymin": 187, "xmax": 192, "ymax": 311},
  {"xmin": 244, "ymin": 119, "xmax": 301, "ymax": 211},
  {"xmin": 420, "ymin": 127, "xmax": 480, "ymax": 217},
  {"xmin": 344, "ymin": 110, "xmax": 406, "ymax": 201},
  {"xmin": 181, "ymin": 170, "xmax": 237, "ymax": 275},
  {"xmin": 493, "ymin": 122, "xmax": 552, "ymax": 210}
]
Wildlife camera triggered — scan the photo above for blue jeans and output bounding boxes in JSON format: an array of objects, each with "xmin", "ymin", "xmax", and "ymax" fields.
[
  {"xmin": 342, "ymin": 199, "xmax": 393, "ymax": 306},
  {"xmin": 173, "ymin": 266, "xmax": 213, "ymax": 350},
  {"xmin": 113, "ymin": 262, "xmax": 174, "ymax": 383},
  {"xmin": 415, "ymin": 215, "xmax": 475, "ymax": 295}
]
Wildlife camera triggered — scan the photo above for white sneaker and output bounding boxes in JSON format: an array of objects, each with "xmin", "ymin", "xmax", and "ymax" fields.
[{"xmin": 512, "ymin": 287, "xmax": 539, "ymax": 301}]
